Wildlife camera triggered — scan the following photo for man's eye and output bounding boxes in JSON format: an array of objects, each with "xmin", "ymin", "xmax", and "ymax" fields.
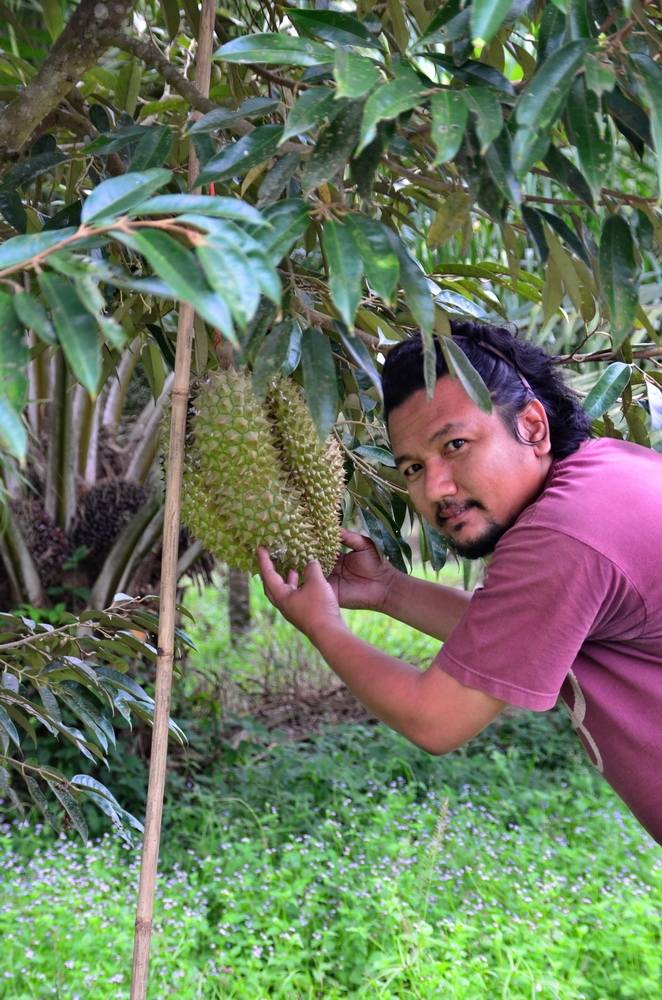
[
  {"xmin": 402, "ymin": 463, "xmax": 422, "ymax": 478},
  {"xmin": 446, "ymin": 439, "xmax": 465, "ymax": 453}
]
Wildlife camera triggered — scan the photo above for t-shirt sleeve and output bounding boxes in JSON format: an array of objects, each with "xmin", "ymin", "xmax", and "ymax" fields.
[{"xmin": 434, "ymin": 525, "xmax": 634, "ymax": 711}]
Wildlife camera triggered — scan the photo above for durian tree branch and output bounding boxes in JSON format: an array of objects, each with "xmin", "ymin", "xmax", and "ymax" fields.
[
  {"xmin": 0, "ymin": 0, "xmax": 136, "ymax": 157},
  {"xmin": 130, "ymin": 1, "xmax": 217, "ymax": 996}
]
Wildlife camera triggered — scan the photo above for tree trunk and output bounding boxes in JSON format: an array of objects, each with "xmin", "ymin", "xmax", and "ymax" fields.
[{"xmin": 228, "ymin": 569, "xmax": 251, "ymax": 641}]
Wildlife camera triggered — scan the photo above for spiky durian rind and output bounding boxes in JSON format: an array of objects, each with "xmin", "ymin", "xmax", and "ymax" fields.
[{"xmin": 179, "ymin": 369, "xmax": 342, "ymax": 577}]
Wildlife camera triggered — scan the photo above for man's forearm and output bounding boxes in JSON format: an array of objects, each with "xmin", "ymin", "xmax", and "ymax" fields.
[
  {"xmin": 382, "ymin": 571, "xmax": 472, "ymax": 642},
  {"xmin": 310, "ymin": 620, "xmax": 435, "ymax": 749}
]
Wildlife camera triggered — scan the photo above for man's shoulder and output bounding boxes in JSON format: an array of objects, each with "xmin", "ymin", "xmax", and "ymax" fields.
[{"xmin": 516, "ymin": 436, "xmax": 662, "ymax": 561}]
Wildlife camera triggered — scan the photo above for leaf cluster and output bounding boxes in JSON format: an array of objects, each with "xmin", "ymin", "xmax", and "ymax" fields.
[{"xmin": 0, "ymin": 594, "xmax": 190, "ymax": 841}]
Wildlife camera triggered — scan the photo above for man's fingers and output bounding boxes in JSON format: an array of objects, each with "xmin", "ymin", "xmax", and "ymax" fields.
[
  {"xmin": 304, "ymin": 559, "xmax": 325, "ymax": 584},
  {"xmin": 287, "ymin": 568, "xmax": 299, "ymax": 588},
  {"xmin": 340, "ymin": 528, "xmax": 373, "ymax": 552}
]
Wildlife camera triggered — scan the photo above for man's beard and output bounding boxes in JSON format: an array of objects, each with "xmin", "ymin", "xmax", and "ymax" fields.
[{"xmin": 436, "ymin": 502, "xmax": 512, "ymax": 560}]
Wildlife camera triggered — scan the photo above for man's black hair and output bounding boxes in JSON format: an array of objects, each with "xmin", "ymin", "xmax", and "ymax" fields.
[{"xmin": 381, "ymin": 319, "xmax": 591, "ymax": 459}]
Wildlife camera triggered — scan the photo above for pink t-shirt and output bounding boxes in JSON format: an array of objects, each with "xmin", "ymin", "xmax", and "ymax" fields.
[{"xmin": 435, "ymin": 437, "xmax": 662, "ymax": 843}]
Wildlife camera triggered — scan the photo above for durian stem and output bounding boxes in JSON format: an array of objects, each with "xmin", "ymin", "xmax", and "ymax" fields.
[{"xmin": 129, "ymin": 3, "xmax": 216, "ymax": 997}]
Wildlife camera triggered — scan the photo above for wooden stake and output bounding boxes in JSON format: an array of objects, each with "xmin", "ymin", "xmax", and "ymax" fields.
[{"xmin": 129, "ymin": 3, "xmax": 216, "ymax": 997}]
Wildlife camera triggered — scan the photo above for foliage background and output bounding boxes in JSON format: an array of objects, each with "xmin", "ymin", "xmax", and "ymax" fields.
[{"xmin": 0, "ymin": 0, "xmax": 661, "ymax": 833}]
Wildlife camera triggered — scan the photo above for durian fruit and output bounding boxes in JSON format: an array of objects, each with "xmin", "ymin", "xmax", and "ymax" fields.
[
  {"xmin": 266, "ymin": 377, "xmax": 345, "ymax": 575},
  {"xmin": 73, "ymin": 480, "xmax": 147, "ymax": 557},
  {"xmin": 12, "ymin": 499, "xmax": 72, "ymax": 588},
  {"xmin": 180, "ymin": 369, "xmax": 344, "ymax": 576}
]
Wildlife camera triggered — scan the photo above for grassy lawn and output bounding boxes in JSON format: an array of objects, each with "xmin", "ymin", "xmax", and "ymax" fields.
[{"xmin": 0, "ymin": 574, "xmax": 660, "ymax": 999}]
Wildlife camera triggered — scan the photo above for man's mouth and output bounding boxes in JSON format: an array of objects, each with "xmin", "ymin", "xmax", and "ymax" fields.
[{"xmin": 437, "ymin": 502, "xmax": 478, "ymax": 529}]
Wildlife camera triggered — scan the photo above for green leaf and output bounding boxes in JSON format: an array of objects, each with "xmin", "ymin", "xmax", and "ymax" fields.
[
  {"xmin": 352, "ymin": 445, "xmax": 395, "ymax": 467},
  {"xmin": 357, "ymin": 65, "xmax": 426, "ymax": 154},
  {"xmin": 115, "ymin": 229, "xmax": 235, "ymax": 342},
  {"xmin": 337, "ymin": 326, "xmax": 383, "ymax": 400},
  {"xmin": 38, "ymin": 273, "xmax": 102, "ymax": 396},
  {"xmin": 303, "ymin": 100, "xmax": 363, "ymax": 194},
  {"xmin": 81, "ymin": 169, "xmax": 172, "ymax": 224},
  {"xmin": 630, "ymin": 53, "xmax": 662, "ymax": 195},
  {"xmin": 289, "ymin": 8, "xmax": 381, "ymax": 49},
  {"xmin": 13, "ymin": 291, "xmax": 56, "ymax": 344},
  {"xmin": 565, "ymin": 78, "xmax": 612, "ymax": 195},
  {"xmin": 197, "ymin": 236, "xmax": 261, "ymax": 330},
  {"xmin": 0, "ymin": 396, "xmax": 27, "ymax": 462},
  {"xmin": 196, "ymin": 126, "xmax": 283, "ymax": 186},
  {"xmin": 359, "ymin": 505, "xmax": 408, "ymax": 574},
  {"xmin": 49, "ymin": 781, "xmax": 88, "ymax": 841},
  {"xmin": 420, "ymin": 520, "xmax": 448, "ymax": 571},
  {"xmin": 484, "ymin": 130, "xmax": 521, "ymax": 206},
  {"xmin": 83, "ymin": 124, "xmax": 149, "ymax": 154},
  {"xmin": 252, "ymin": 320, "xmax": 303, "ymax": 397},
  {"xmin": 0, "ymin": 704, "xmax": 21, "ymax": 749},
  {"xmin": 0, "ymin": 191, "xmax": 27, "ymax": 233},
  {"xmin": 131, "ymin": 194, "xmax": 266, "ymax": 226},
  {"xmin": 0, "ymin": 228, "xmax": 76, "ymax": 271},
  {"xmin": 0, "ymin": 149, "xmax": 68, "ymax": 192},
  {"xmin": 160, "ymin": 0, "xmax": 180, "ymax": 39},
  {"xmin": 260, "ymin": 198, "xmax": 310, "ymax": 265},
  {"xmin": 426, "ymin": 54, "xmax": 517, "ymax": 98},
  {"xmin": 300, "ymin": 327, "xmax": 339, "ymax": 440},
  {"xmin": 514, "ymin": 40, "xmax": 589, "ymax": 129},
  {"xmin": 583, "ymin": 363, "xmax": 632, "ymax": 421},
  {"xmin": 281, "ymin": 88, "xmax": 336, "ymax": 143},
  {"xmin": 464, "ymin": 86, "xmax": 504, "ymax": 153},
  {"xmin": 0, "ymin": 291, "xmax": 28, "ymax": 409},
  {"xmin": 427, "ymin": 192, "xmax": 473, "ymax": 248},
  {"xmin": 543, "ymin": 145, "xmax": 594, "ymax": 209},
  {"xmin": 129, "ymin": 126, "xmax": 172, "ymax": 170},
  {"xmin": 511, "ymin": 125, "xmax": 551, "ymax": 176},
  {"xmin": 215, "ymin": 34, "xmax": 331, "ymax": 67},
  {"xmin": 598, "ymin": 215, "xmax": 639, "ymax": 350},
  {"xmin": 429, "ymin": 91, "xmax": 468, "ymax": 165},
  {"xmin": 187, "ymin": 97, "xmax": 280, "ymax": 134},
  {"xmin": 471, "ymin": 0, "xmax": 513, "ymax": 46},
  {"xmin": 43, "ymin": 0, "xmax": 64, "ymax": 40},
  {"xmin": 334, "ymin": 49, "xmax": 381, "ymax": 101},
  {"xmin": 439, "ymin": 336, "xmax": 492, "ymax": 413},
  {"xmin": 345, "ymin": 215, "xmax": 399, "ymax": 306},
  {"xmin": 388, "ymin": 234, "xmax": 434, "ymax": 335},
  {"xmin": 322, "ymin": 219, "xmax": 364, "ymax": 329}
]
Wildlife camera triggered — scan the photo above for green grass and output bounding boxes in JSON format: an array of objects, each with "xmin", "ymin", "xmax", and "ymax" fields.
[
  {"xmin": 1, "ymin": 574, "xmax": 660, "ymax": 998},
  {"xmin": 1, "ymin": 721, "xmax": 660, "ymax": 999}
]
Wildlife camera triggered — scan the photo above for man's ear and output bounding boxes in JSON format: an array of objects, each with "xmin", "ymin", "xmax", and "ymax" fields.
[{"xmin": 518, "ymin": 399, "xmax": 551, "ymax": 456}]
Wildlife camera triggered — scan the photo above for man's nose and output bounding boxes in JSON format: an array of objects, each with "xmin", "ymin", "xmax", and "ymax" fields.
[{"xmin": 424, "ymin": 460, "xmax": 456, "ymax": 503}]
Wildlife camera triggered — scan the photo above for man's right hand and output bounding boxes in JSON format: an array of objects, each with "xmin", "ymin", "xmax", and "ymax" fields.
[{"xmin": 327, "ymin": 529, "xmax": 399, "ymax": 612}]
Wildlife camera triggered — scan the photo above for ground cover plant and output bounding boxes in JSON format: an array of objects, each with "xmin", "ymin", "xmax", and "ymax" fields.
[
  {"xmin": 0, "ymin": 722, "xmax": 660, "ymax": 1000},
  {"xmin": 0, "ymin": 583, "xmax": 660, "ymax": 1000}
]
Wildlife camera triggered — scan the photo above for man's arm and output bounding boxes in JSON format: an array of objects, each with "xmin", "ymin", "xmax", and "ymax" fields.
[
  {"xmin": 329, "ymin": 530, "xmax": 472, "ymax": 642},
  {"xmin": 258, "ymin": 550, "xmax": 505, "ymax": 754},
  {"xmin": 382, "ymin": 571, "xmax": 472, "ymax": 642}
]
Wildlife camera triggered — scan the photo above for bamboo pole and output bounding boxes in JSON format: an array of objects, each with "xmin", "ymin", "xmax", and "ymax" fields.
[{"xmin": 129, "ymin": 3, "xmax": 216, "ymax": 997}]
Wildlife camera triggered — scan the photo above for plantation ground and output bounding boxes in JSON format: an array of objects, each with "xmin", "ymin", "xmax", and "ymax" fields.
[{"xmin": 1, "ymin": 579, "xmax": 660, "ymax": 998}]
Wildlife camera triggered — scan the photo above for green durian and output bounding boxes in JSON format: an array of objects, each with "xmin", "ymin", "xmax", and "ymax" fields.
[
  {"xmin": 179, "ymin": 369, "xmax": 344, "ymax": 576},
  {"xmin": 266, "ymin": 377, "xmax": 345, "ymax": 576}
]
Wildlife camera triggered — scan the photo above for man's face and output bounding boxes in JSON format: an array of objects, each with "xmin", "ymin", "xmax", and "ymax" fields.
[{"xmin": 388, "ymin": 376, "xmax": 552, "ymax": 559}]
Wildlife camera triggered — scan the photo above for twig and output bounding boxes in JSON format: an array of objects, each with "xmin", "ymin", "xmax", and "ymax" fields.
[{"xmin": 555, "ymin": 345, "xmax": 662, "ymax": 365}]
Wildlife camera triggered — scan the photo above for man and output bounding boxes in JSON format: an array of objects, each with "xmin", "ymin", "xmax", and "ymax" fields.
[{"xmin": 257, "ymin": 320, "xmax": 662, "ymax": 844}]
